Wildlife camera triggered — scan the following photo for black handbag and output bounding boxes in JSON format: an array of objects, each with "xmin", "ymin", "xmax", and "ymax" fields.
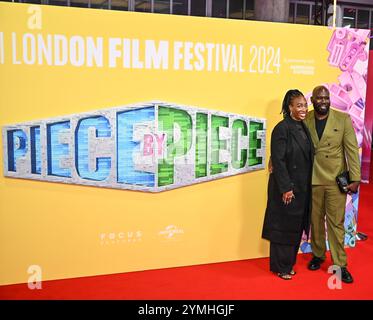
[{"xmin": 336, "ymin": 171, "xmax": 350, "ymax": 193}]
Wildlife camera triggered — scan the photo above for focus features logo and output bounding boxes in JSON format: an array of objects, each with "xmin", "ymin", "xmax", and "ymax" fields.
[{"xmin": 100, "ymin": 231, "xmax": 142, "ymax": 245}]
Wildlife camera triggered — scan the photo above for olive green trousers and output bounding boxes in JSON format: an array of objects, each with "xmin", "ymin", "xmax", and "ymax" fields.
[{"xmin": 311, "ymin": 185, "xmax": 347, "ymax": 267}]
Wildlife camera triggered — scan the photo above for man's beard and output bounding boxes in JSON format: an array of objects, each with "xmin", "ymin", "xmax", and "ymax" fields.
[{"xmin": 315, "ymin": 105, "xmax": 330, "ymax": 116}]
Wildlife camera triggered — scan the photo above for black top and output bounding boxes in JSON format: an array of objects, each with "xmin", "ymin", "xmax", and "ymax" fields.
[{"xmin": 315, "ymin": 116, "xmax": 328, "ymax": 140}]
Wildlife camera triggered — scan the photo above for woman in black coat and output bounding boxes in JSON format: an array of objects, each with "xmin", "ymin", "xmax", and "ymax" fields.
[{"xmin": 262, "ymin": 89, "xmax": 314, "ymax": 280}]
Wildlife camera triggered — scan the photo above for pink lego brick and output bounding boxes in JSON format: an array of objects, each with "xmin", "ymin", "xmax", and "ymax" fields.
[
  {"xmin": 329, "ymin": 83, "xmax": 353, "ymax": 111},
  {"xmin": 338, "ymin": 71, "xmax": 367, "ymax": 105},
  {"xmin": 327, "ymin": 29, "xmax": 347, "ymax": 67},
  {"xmin": 350, "ymin": 71, "xmax": 367, "ymax": 102},
  {"xmin": 340, "ymin": 42, "xmax": 366, "ymax": 72},
  {"xmin": 349, "ymin": 107, "xmax": 364, "ymax": 132}
]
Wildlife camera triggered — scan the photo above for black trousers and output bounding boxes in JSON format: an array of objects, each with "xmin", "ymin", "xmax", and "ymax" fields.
[
  {"xmin": 269, "ymin": 241, "xmax": 301, "ymax": 274},
  {"xmin": 269, "ymin": 192, "xmax": 310, "ymax": 274}
]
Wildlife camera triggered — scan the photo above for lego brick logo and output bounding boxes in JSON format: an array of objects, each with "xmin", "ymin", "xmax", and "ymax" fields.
[{"xmin": 2, "ymin": 102, "xmax": 266, "ymax": 192}]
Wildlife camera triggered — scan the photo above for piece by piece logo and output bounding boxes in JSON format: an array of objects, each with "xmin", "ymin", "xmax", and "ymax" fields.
[{"xmin": 2, "ymin": 102, "xmax": 266, "ymax": 192}]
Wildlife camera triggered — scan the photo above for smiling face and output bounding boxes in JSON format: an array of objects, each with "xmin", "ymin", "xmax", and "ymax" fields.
[
  {"xmin": 311, "ymin": 87, "xmax": 330, "ymax": 117},
  {"xmin": 289, "ymin": 96, "xmax": 308, "ymax": 121}
]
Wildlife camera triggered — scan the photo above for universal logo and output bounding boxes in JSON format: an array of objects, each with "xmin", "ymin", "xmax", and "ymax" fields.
[
  {"xmin": 2, "ymin": 101, "xmax": 266, "ymax": 192},
  {"xmin": 100, "ymin": 231, "xmax": 142, "ymax": 245},
  {"xmin": 158, "ymin": 225, "xmax": 184, "ymax": 241}
]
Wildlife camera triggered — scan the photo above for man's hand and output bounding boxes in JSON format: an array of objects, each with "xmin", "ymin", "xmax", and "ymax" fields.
[{"xmin": 347, "ymin": 181, "xmax": 360, "ymax": 194}]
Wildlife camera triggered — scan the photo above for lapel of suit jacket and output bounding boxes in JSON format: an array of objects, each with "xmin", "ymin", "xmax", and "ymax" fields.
[
  {"xmin": 319, "ymin": 108, "xmax": 336, "ymax": 146},
  {"xmin": 286, "ymin": 117, "xmax": 309, "ymax": 160}
]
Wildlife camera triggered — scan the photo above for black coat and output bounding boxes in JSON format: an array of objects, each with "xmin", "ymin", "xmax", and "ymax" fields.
[{"xmin": 262, "ymin": 117, "xmax": 314, "ymax": 245}]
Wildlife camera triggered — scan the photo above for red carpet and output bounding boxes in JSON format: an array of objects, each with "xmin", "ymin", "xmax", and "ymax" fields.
[{"xmin": 1, "ymin": 165, "xmax": 372, "ymax": 300}]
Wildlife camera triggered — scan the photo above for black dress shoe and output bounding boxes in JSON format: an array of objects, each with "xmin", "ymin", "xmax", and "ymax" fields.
[
  {"xmin": 308, "ymin": 256, "xmax": 324, "ymax": 271},
  {"xmin": 340, "ymin": 267, "xmax": 354, "ymax": 284}
]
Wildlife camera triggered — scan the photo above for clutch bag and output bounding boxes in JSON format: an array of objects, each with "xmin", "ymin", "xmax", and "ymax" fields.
[{"xmin": 336, "ymin": 171, "xmax": 350, "ymax": 193}]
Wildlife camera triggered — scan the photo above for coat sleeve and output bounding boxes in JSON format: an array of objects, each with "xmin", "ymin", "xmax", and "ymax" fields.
[
  {"xmin": 343, "ymin": 114, "xmax": 361, "ymax": 182},
  {"xmin": 271, "ymin": 123, "xmax": 293, "ymax": 194}
]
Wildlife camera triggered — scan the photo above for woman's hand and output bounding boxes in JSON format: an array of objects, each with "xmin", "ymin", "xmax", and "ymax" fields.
[
  {"xmin": 282, "ymin": 190, "xmax": 295, "ymax": 205},
  {"xmin": 268, "ymin": 158, "xmax": 273, "ymax": 173}
]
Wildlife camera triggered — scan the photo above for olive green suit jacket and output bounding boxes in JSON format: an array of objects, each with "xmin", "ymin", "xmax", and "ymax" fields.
[{"xmin": 304, "ymin": 108, "xmax": 361, "ymax": 185}]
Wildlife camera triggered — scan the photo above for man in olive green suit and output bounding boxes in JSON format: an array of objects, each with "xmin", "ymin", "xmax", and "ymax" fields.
[{"xmin": 304, "ymin": 86, "xmax": 360, "ymax": 284}]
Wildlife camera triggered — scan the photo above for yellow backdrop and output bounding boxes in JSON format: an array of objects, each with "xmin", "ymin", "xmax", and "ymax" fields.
[{"xmin": 0, "ymin": 3, "xmax": 340, "ymax": 285}]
